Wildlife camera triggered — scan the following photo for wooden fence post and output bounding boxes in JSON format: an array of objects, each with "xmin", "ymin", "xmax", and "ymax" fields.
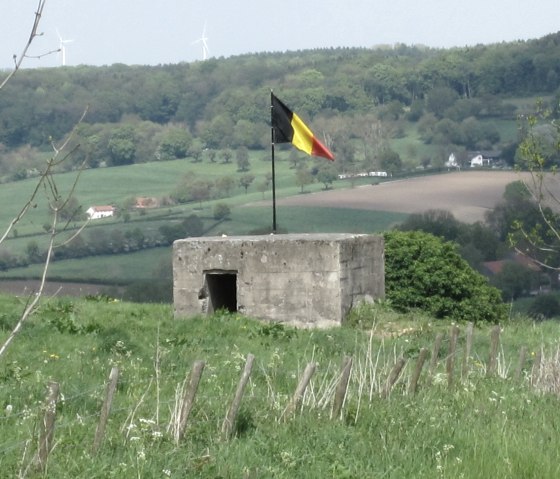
[
  {"xmin": 408, "ymin": 348, "xmax": 428, "ymax": 395},
  {"xmin": 487, "ymin": 325, "xmax": 501, "ymax": 377},
  {"xmin": 462, "ymin": 322, "xmax": 474, "ymax": 378},
  {"xmin": 514, "ymin": 346, "xmax": 527, "ymax": 382},
  {"xmin": 222, "ymin": 354, "xmax": 255, "ymax": 440},
  {"xmin": 92, "ymin": 367, "xmax": 120, "ymax": 453},
  {"xmin": 282, "ymin": 362, "xmax": 316, "ymax": 421},
  {"xmin": 427, "ymin": 333, "xmax": 443, "ymax": 384},
  {"xmin": 382, "ymin": 357, "xmax": 406, "ymax": 399},
  {"xmin": 332, "ymin": 356, "xmax": 353, "ymax": 419},
  {"xmin": 447, "ymin": 325, "xmax": 459, "ymax": 389},
  {"xmin": 531, "ymin": 349, "xmax": 542, "ymax": 387},
  {"xmin": 176, "ymin": 360, "xmax": 205, "ymax": 444},
  {"xmin": 37, "ymin": 381, "xmax": 59, "ymax": 472}
]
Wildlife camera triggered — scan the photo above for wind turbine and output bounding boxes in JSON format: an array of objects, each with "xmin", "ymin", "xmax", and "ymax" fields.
[
  {"xmin": 191, "ymin": 22, "xmax": 209, "ymax": 61},
  {"xmin": 56, "ymin": 28, "xmax": 74, "ymax": 66}
]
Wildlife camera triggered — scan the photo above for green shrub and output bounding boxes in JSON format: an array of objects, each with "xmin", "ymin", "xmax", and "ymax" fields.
[
  {"xmin": 384, "ymin": 230, "xmax": 506, "ymax": 322},
  {"xmin": 213, "ymin": 202, "xmax": 231, "ymax": 220},
  {"xmin": 528, "ymin": 293, "xmax": 560, "ymax": 320},
  {"xmin": 122, "ymin": 279, "xmax": 173, "ymax": 303}
]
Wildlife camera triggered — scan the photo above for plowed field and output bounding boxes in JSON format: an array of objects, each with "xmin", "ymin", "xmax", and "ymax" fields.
[{"xmin": 275, "ymin": 171, "xmax": 547, "ymax": 223}]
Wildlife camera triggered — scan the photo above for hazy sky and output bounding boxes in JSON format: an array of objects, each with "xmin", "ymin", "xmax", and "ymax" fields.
[{"xmin": 1, "ymin": 0, "xmax": 559, "ymax": 69}]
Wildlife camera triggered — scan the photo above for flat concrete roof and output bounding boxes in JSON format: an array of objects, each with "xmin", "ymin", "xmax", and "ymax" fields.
[{"xmin": 177, "ymin": 233, "xmax": 370, "ymax": 243}]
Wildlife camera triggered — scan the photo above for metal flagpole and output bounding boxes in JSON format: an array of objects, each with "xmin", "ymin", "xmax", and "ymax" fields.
[{"xmin": 270, "ymin": 90, "xmax": 277, "ymax": 233}]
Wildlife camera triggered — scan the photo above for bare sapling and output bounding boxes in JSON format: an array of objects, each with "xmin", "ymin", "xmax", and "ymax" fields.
[
  {"xmin": 0, "ymin": 0, "xmax": 90, "ymax": 360},
  {"xmin": 0, "ymin": 110, "xmax": 89, "ymax": 360},
  {"xmin": 0, "ymin": 1, "xmax": 55, "ymax": 91}
]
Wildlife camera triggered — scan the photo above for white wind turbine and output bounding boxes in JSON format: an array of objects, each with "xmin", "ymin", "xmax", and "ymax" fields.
[
  {"xmin": 191, "ymin": 22, "xmax": 209, "ymax": 61},
  {"xmin": 56, "ymin": 28, "xmax": 74, "ymax": 66}
]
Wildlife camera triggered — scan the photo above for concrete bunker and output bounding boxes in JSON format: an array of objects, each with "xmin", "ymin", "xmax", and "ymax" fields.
[{"xmin": 173, "ymin": 233, "xmax": 385, "ymax": 328}]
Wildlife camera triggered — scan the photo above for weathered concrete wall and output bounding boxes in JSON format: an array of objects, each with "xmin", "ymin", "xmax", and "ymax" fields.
[{"xmin": 173, "ymin": 233, "xmax": 384, "ymax": 328}]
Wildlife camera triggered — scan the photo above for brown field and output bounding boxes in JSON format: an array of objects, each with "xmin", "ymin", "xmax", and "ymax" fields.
[
  {"xmin": 0, "ymin": 280, "xmax": 116, "ymax": 298},
  {"xmin": 275, "ymin": 171, "xmax": 553, "ymax": 223}
]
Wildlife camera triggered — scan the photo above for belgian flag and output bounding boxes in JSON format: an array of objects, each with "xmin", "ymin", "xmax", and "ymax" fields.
[{"xmin": 271, "ymin": 93, "xmax": 334, "ymax": 161}]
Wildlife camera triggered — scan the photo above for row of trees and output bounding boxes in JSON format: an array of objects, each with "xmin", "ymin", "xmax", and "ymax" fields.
[
  {"xmin": 2, "ymin": 33, "xmax": 559, "ymax": 147},
  {"xmin": 0, "ymin": 212, "xmax": 208, "ymax": 271},
  {"xmin": 1, "ymin": 33, "xmax": 560, "ymax": 180}
]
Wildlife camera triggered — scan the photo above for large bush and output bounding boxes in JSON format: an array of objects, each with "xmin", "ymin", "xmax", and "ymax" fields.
[
  {"xmin": 384, "ymin": 230, "xmax": 506, "ymax": 322},
  {"xmin": 528, "ymin": 294, "xmax": 560, "ymax": 320}
]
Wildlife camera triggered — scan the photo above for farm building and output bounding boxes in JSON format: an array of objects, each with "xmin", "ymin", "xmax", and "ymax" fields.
[
  {"xmin": 470, "ymin": 154, "xmax": 491, "ymax": 168},
  {"xmin": 173, "ymin": 233, "xmax": 385, "ymax": 328},
  {"xmin": 86, "ymin": 205, "xmax": 115, "ymax": 220},
  {"xmin": 135, "ymin": 197, "xmax": 160, "ymax": 209}
]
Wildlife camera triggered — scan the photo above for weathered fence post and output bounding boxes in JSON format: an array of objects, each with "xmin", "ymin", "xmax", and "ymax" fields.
[
  {"xmin": 447, "ymin": 325, "xmax": 459, "ymax": 389},
  {"xmin": 176, "ymin": 360, "xmax": 205, "ymax": 444},
  {"xmin": 332, "ymin": 356, "xmax": 353, "ymax": 419},
  {"xmin": 282, "ymin": 362, "xmax": 316, "ymax": 421},
  {"xmin": 408, "ymin": 348, "xmax": 428, "ymax": 395},
  {"xmin": 462, "ymin": 322, "xmax": 474, "ymax": 378},
  {"xmin": 427, "ymin": 333, "xmax": 444, "ymax": 384},
  {"xmin": 514, "ymin": 346, "xmax": 527, "ymax": 382},
  {"xmin": 531, "ymin": 349, "xmax": 542, "ymax": 387},
  {"xmin": 222, "ymin": 354, "xmax": 255, "ymax": 440},
  {"xmin": 92, "ymin": 367, "xmax": 120, "ymax": 453},
  {"xmin": 487, "ymin": 325, "xmax": 501, "ymax": 377},
  {"xmin": 382, "ymin": 357, "xmax": 406, "ymax": 399},
  {"xmin": 37, "ymin": 381, "xmax": 59, "ymax": 472}
]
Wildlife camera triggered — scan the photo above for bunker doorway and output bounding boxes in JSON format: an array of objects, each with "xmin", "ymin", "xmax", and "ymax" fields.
[{"xmin": 204, "ymin": 271, "xmax": 237, "ymax": 314}]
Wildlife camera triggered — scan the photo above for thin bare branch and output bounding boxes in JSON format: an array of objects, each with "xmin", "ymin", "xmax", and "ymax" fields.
[
  {"xmin": 0, "ymin": 209, "xmax": 58, "ymax": 358},
  {"xmin": 0, "ymin": 2, "xmax": 91, "ymax": 359},
  {"xmin": 0, "ymin": 108, "xmax": 88, "ymax": 246},
  {"xmin": 0, "ymin": 0, "xmax": 47, "ymax": 90},
  {"xmin": 54, "ymin": 218, "xmax": 92, "ymax": 248}
]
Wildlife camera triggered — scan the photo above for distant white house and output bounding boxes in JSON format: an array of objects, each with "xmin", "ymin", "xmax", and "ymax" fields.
[
  {"xmin": 86, "ymin": 205, "xmax": 115, "ymax": 220},
  {"xmin": 470, "ymin": 154, "xmax": 491, "ymax": 168}
]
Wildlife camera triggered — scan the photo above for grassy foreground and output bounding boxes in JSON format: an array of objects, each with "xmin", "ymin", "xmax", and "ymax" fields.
[{"xmin": 1, "ymin": 295, "xmax": 560, "ymax": 478}]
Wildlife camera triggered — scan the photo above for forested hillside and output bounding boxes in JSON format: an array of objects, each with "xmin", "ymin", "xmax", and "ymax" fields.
[{"xmin": 1, "ymin": 32, "xmax": 559, "ymax": 181}]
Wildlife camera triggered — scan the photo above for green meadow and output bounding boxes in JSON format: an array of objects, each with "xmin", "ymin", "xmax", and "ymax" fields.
[
  {"xmin": 0, "ymin": 207, "xmax": 404, "ymax": 284},
  {"xmin": 1, "ymin": 296, "xmax": 560, "ymax": 478},
  {"xmin": 0, "ymin": 151, "xmax": 404, "ymax": 285}
]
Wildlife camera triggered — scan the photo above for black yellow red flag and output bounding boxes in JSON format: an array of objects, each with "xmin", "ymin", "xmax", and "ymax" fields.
[{"xmin": 271, "ymin": 93, "xmax": 334, "ymax": 161}]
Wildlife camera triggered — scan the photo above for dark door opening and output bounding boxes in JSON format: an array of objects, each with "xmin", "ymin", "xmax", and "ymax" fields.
[{"xmin": 205, "ymin": 272, "xmax": 237, "ymax": 314}]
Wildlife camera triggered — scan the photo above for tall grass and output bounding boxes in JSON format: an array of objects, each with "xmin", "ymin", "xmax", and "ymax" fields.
[{"xmin": 1, "ymin": 296, "xmax": 560, "ymax": 477}]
